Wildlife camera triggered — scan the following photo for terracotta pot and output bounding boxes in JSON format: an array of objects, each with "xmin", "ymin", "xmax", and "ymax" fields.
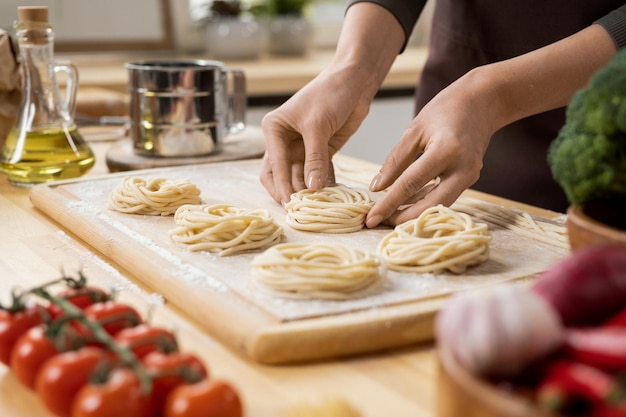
[{"xmin": 566, "ymin": 202, "xmax": 626, "ymax": 251}]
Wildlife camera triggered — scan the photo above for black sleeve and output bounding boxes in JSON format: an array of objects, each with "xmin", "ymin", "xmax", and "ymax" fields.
[
  {"xmin": 595, "ymin": 5, "xmax": 626, "ymax": 49},
  {"xmin": 346, "ymin": 0, "xmax": 428, "ymax": 52}
]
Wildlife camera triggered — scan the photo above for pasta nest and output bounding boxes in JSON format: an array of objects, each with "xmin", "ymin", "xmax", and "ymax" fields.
[
  {"xmin": 378, "ymin": 205, "xmax": 491, "ymax": 274},
  {"xmin": 169, "ymin": 204, "xmax": 284, "ymax": 256},
  {"xmin": 252, "ymin": 242, "xmax": 385, "ymax": 300},
  {"xmin": 107, "ymin": 176, "xmax": 202, "ymax": 216},
  {"xmin": 285, "ymin": 184, "xmax": 374, "ymax": 233}
]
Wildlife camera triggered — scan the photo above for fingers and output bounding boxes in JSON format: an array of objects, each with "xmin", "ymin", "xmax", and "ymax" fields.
[
  {"xmin": 291, "ymin": 160, "xmax": 306, "ymax": 191},
  {"xmin": 260, "ymin": 152, "xmax": 287, "ymax": 205},
  {"xmin": 261, "ymin": 116, "xmax": 298, "ymax": 205},
  {"xmin": 260, "ymin": 151, "xmax": 305, "ymax": 209},
  {"xmin": 367, "ymin": 172, "xmax": 469, "ymax": 228},
  {"xmin": 369, "ymin": 128, "xmax": 423, "ymax": 193},
  {"xmin": 365, "ymin": 130, "xmax": 431, "ymax": 227},
  {"xmin": 302, "ymin": 130, "xmax": 330, "ymax": 190},
  {"xmin": 365, "ymin": 147, "xmax": 480, "ymax": 228},
  {"xmin": 327, "ymin": 159, "xmax": 337, "ymax": 186},
  {"xmin": 385, "ymin": 175, "xmax": 467, "ymax": 225},
  {"xmin": 400, "ymin": 176, "xmax": 441, "ymax": 205}
]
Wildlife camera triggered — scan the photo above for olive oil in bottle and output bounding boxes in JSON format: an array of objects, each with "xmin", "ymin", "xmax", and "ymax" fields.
[
  {"xmin": 1, "ymin": 126, "xmax": 95, "ymax": 185},
  {"xmin": 0, "ymin": 6, "xmax": 95, "ymax": 187}
]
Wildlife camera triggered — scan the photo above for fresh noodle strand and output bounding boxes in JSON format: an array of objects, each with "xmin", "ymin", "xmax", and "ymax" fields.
[
  {"xmin": 169, "ymin": 204, "xmax": 283, "ymax": 256},
  {"xmin": 451, "ymin": 196, "xmax": 568, "ymax": 249},
  {"xmin": 107, "ymin": 176, "xmax": 202, "ymax": 216},
  {"xmin": 378, "ymin": 205, "xmax": 491, "ymax": 274},
  {"xmin": 285, "ymin": 184, "xmax": 373, "ymax": 233},
  {"xmin": 252, "ymin": 242, "xmax": 385, "ymax": 300}
]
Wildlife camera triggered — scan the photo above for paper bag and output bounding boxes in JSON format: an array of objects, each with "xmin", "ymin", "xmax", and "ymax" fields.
[{"xmin": 0, "ymin": 29, "xmax": 21, "ymax": 147}]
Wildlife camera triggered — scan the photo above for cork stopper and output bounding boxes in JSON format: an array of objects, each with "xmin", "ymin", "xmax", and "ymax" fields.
[{"xmin": 18, "ymin": 6, "xmax": 49, "ymax": 23}]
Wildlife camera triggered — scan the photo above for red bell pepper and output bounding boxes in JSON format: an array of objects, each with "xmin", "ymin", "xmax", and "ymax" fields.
[
  {"xmin": 565, "ymin": 327, "xmax": 626, "ymax": 372},
  {"xmin": 603, "ymin": 307, "xmax": 626, "ymax": 328},
  {"xmin": 536, "ymin": 360, "xmax": 625, "ymax": 413}
]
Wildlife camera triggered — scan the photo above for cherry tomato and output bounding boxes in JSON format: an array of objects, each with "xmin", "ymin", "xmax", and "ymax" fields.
[
  {"xmin": 10, "ymin": 325, "xmax": 59, "ymax": 389},
  {"xmin": 48, "ymin": 286, "xmax": 111, "ymax": 319},
  {"xmin": 164, "ymin": 379, "xmax": 243, "ymax": 417},
  {"xmin": 114, "ymin": 324, "xmax": 178, "ymax": 359},
  {"xmin": 0, "ymin": 303, "xmax": 48, "ymax": 366},
  {"xmin": 142, "ymin": 351, "xmax": 208, "ymax": 416},
  {"xmin": 36, "ymin": 346, "xmax": 107, "ymax": 417},
  {"xmin": 71, "ymin": 367, "xmax": 155, "ymax": 417},
  {"xmin": 83, "ymin": 301, "xmax": 142, "ymax": 335},
  {"xmin": 11, "ymin": 320, "xmax": 92, "ymax": 390}
]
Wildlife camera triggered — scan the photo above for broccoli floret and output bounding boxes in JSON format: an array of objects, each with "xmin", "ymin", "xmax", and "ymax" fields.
[
  {"xmin": 582, "ymin": 52, "xmax": 626, "ymax": 135},
  {"xmin": 548, "ymin": 48, "xmax": 626, "ymax": 205},
  {"xmin": 548, "ymin": 128, "xmax": 626, "ymax": 204}
]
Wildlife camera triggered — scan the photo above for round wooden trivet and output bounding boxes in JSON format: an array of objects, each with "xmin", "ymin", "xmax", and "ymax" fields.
[{"xmin": 105, "ymin": 126, "xmax": 266, "ymax": 172}]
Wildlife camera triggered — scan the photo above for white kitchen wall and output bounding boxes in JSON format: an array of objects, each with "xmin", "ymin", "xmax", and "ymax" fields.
[{"xmin": 1, "ymin": 0, "xmax": 168, "ymax": 44}]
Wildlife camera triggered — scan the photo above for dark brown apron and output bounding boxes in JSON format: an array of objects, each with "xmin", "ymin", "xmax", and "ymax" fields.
[{"xmin": 415, "ymin": 0, "xmax": 625, "ymax": 212}]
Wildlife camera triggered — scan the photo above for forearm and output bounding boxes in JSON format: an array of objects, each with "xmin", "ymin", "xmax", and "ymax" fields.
[
  {"xmin": 328, "ymin": 2, "xmax": 406, "ymax": 101},
  {"xmin": 477, "ymin": 24, "xmax": 618, "ymax": 134}
]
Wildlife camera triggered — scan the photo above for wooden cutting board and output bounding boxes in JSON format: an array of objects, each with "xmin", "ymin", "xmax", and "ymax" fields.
[{"xmin": 29, "ymin": 156, "xmax": 570, "ymax": 364}]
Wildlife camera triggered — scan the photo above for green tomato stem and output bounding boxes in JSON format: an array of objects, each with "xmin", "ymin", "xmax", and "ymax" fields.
[{"xmin": 30, "ymin": 283, "xmax": 153, "ymax": 395}]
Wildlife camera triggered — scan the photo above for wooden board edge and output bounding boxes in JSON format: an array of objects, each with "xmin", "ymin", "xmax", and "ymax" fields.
[
  {"xmin": 245, "ymin": 297, "xmax": 446, "ymax": 364},
  {"xmin": 244, "ymin": 273, "xmax": 541, "ymax": 364}
]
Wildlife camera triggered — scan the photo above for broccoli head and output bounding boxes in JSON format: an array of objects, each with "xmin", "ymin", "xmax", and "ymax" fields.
[{"xmin": 548, "ymin": 48, "xmax": 626, "ymax": 205}]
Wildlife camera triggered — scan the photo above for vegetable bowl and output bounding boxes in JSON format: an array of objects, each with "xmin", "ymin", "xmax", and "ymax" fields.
[
  {"xmin": 548, "ymin": 47, "xmax": 626, "ymax": 251},
  {"xmin": 566, "ymin": 202, "xmax": 626, "ymax": 251},
  {"xmin": 434, "ymin": 245, "xmax": 626, "ymax": 417},
  {"xmin": 436, "ymin": 344, "xmax": 555, "ymax": 417}
]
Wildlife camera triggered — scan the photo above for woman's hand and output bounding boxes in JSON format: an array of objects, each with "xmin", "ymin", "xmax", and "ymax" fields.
[
  {"xmin": 365, "ymin": 68, "xmax": 496, "ymax": 228},
  {"xmin": 259, "ymin": 2, "xmax": 406, "ymax": 206},
  {"xmin": 260, "ymin": 65, "xmax": 372, "ymax": 206},
  {"xmin": 365, "ymin": 23, "xmax": 617, "ymax": 228}
]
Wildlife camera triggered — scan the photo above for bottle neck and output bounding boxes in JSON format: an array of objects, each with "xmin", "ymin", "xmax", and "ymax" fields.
[
  {"xmin": 15, "ymin": 20, "xmax": 55, "ymax": 83},
  {"xmin": 14, "ymin": 21, "xmax": 71, "ymax": 129},
  {"xmin": 15, "ymin": 20, "xmax": 54, "ymax": 48},
  {"xmin": 19, "ymin": 35, "xmax": 56, "ymax": 96}
]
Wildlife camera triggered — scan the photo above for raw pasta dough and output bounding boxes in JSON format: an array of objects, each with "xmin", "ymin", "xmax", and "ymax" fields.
[
  {"xmin": 169, "ymin": 204, "xmax": 284, "ymax": 256},
  {"xmin": 108, "ymin": 176, "xmax": 202, "ymax": 216},
  {"xmin": 285, "ymin": 184, "xmax": 374, "ymax": 233},
  {"xmin": 252, "ymin": 242, "xmax": 385, "ymax": 300},
  {"xmin": 378, "ymin": 205, "xmax": 491, "ymax": 274},
  {"xmin": 452, "ymin": 196, "xmax": 569, "ymax": 249}
]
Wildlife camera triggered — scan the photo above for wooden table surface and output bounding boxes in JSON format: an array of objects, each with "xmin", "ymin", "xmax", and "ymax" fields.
[{"xmin": 0, "ymin": 134, "xmax": 566, "ymax": 417}]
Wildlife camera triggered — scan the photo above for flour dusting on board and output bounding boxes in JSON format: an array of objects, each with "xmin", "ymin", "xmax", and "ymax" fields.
[
  {"xmin": 67, "ymin": 198, "xmax": 228, "ymax": 293},
  {"xmin": 36, "ymin": 160, "xmax": 569, "ymax": 322},
  {"xmin": 53, "ymin": 229, "xmax": 165, "ymax": 307}
]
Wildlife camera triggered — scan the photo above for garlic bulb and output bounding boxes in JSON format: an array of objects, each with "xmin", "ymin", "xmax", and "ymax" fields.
[{"xmin": 435, "ymin": 284, "xmax": 564, "ymax": 376}]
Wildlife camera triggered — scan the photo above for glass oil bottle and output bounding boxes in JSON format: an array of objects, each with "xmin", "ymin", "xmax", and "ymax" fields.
[{"xmin": 0, "ymin": 6, "xmax": 94, "ymax": 187}]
